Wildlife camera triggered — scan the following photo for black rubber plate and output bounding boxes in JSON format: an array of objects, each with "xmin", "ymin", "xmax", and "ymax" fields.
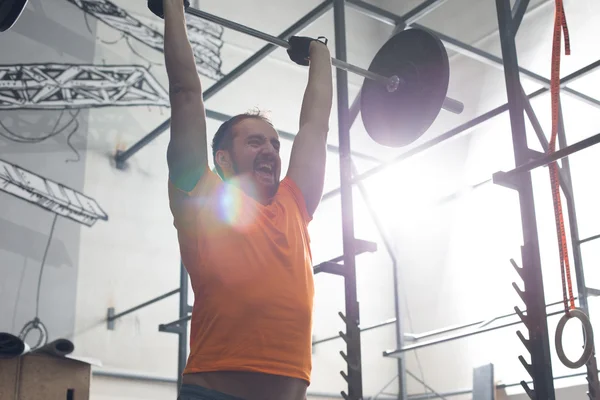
[
  {"xmin": 361, "ymin": 28, "xmax": 450, "ymax": 148},
  {"xmin": 0, "ymin": 0, "xmax": 28, "ymax": 32}
]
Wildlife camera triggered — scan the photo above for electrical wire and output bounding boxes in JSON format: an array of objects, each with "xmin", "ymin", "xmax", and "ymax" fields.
[
  {"xmin": 0, "ymin": 109, "xmax": 82, "ymax": 163},
  {"xmin": 18, "ymin": 214, "xmax": 59, "ymax": 350}
]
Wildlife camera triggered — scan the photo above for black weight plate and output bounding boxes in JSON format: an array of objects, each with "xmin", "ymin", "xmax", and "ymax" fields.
[
  {"xmin": 361, "ymin": 28, "xmax": 450, "ymax": 147},
  {"xmin": 0, "ymin": 0, "xmax": 28, "ymax": 32}
]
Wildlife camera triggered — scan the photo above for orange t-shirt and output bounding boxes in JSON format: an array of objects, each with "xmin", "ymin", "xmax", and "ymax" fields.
[{"xmin": 168, "ymin": 170, "xmax": 315, "ymax": 383}]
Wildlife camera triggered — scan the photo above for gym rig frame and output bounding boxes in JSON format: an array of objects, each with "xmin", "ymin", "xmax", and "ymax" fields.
[{"xmin": 106, "ymin": 0, "xmax": 600, "ymax": 399}]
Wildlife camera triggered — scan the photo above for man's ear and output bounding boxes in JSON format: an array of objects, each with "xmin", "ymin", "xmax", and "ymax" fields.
[{"xmin": 215, "ymin": 149, "xmax": 231, "ymax": 170}]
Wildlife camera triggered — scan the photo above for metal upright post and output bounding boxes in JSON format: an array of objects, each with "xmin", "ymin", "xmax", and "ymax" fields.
[
  {"xmin": 494, "ymin": 0, "xmax": 555, "ymax": 398},
  {"xmin": 333, "ymin": 1, "xmax": 363, "ymax": 399}
]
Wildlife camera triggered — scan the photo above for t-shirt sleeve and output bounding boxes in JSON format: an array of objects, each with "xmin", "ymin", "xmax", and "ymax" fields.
[
  {"xmin": 279, "ymin": 176, "xmax": 313, "ymax": 226},
  {"xmin": 168, "ymin": 169, "xmax": 223, "ymax": 234}
]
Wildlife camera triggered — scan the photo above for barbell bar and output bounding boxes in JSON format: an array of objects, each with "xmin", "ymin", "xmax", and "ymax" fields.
[{"xmin": 182, "ymin": 6, "xmax": 464, "ymax": 116}]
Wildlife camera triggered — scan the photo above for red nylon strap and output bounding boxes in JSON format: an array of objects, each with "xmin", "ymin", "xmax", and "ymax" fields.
[{"xmin": 548, "ymin": 0, "xmax": 574, "ymax": 313}]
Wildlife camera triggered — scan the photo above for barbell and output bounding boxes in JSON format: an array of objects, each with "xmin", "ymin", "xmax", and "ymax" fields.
[
  {"xmin": 148, "ymin": 0, "xmax": 463, "ymax": 148},
  {"xmin": 0, "ymin": 0, "xmax": 465, "ymax": 148}
]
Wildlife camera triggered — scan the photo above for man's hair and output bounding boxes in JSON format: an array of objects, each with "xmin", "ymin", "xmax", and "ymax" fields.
[{"xmin": 211, "ymin": 108, "xmax": 274, "ymax": 178}]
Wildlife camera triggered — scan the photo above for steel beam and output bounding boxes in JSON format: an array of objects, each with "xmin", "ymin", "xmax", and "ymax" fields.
[
  {"xmin": 511, "ymin": 0, "xmax": 530, "ymax": 33},
  {"xmin": 495, "ymin": 1, "xmax": 554, "ymax": 397},
  {"xmin": 580, "ymin": 234, "xmax": 600, "ymax": 245},
  {"xmin": 114, "ymin": 0, "xmax": 333, "ymax": 168},
  {"xmin": 384, "ymin": 300, "xmax": 570, "ymax": 355},
  {"xmin": 106, "ymin": 288, "xmax": 180, "ymax": 330},
  {"xmin": 493, "ymin": 132, "xmax": 600, "ymax": 184},
  {"xmin": 333, "ymin": 1, "xmax": 363, "ymax": 399},
  {"xmin": 345, "ymin": 0, "xmax": 448, "ymax": 26}
]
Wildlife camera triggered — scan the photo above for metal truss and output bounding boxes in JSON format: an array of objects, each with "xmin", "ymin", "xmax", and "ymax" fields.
[
  {"xmin": 0, "ymin": 63, "xmax": 169, "ymax": 109},
  {"xmin": 0, "ymin": 158, "xmax": 108, "ymax": 226}
]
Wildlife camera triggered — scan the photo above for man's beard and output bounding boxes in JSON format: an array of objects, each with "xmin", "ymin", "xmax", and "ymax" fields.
[{"xmin": 231, "ymin": 157, "xmax": 279, "ymax": 199}]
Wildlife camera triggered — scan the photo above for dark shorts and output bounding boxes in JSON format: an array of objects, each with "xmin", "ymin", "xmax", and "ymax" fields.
[{"xmin": 177, "ymin": 384, "xmax": 246, "ymax": 400}]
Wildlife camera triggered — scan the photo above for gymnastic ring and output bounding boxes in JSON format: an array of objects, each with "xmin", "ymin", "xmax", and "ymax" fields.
[{"xmin": 555, "ymin": 308, "xmax": 595, "ymax": 369}]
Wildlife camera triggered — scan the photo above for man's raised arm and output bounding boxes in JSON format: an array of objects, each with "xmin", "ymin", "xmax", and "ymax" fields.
[
  {"xmin": 163, "ymin": 0, "xmax": 208, "ymax": 192},
  {"xmin": 287, "ymin": 39, "xmax": 333, "ymax": 217}
]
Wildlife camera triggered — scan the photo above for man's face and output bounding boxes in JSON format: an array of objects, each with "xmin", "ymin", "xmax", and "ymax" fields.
[{"xmin": 220, "ymin": 117, "xmax": 282, "ymax": 201}]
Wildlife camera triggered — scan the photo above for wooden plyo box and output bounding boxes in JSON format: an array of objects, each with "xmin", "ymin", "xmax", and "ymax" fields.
[{"xmin": 0, "ymin": 353, "xmax": 92, "ymax": 400}]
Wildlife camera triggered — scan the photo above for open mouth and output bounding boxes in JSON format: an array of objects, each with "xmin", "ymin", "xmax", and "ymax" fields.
[{"xmin": 254, "ymin": 162, "xmax": 275, "ymax": 183}]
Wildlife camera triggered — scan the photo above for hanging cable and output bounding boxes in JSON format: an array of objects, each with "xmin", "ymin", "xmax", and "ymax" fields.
[{"xmin": 18, "ymin": 214, "xmax": 59, "ymax": 350}]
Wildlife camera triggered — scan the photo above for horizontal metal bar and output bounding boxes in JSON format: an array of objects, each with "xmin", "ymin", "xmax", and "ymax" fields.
[
  {"xmin": 313, "ymin": 261, "xmax": 346, "ymax": 276},
  {"xmin": 401, "ymin": 0, "xmax": 449, "ymax": 25},
  {"xmin": 384, "ymin": 309, "xmax": 565, "ymax": 357},
  {"xmin": 312, "ymin": 318, "xmax": 397, "ymax": 346},
  {"xmin": 205, "ymin": 109, "xmax": 381, "ymax": 163},
  {"xmin": 158, "ymin": 315, "xmax": 192, "ymax": 332},
  {"xmin": 312, "ymin": 239, "xmax": 377, "ymax": 275},
  {"xmin": 407, "ymin": 298, "xmax": 568, "ymax": 343},
  {"xmin": 579, "ymin": 233, "xmax": 600, "ymax": 245},
  {"xmin": 563, "ymin": 87, "xmax": 600, "ymax": 109},
  {"xmin": 107, "ymin": 288, "xmax": 180, "ymax": 322},
  {"xmin": 587, "ymin": 288, "xmax": 600, "ymax": 297},
  {"xmin": 346, "ymin": 0, "xmax": 402, "ymax": 26},
  {"xmin": 386, "ymin": 296, "xmax": 582, "ymax": 355},
  {"xmin": 562, "ymin": 59, "xmax": 600, "ymax": 85},
  {"xmin": 494, "ymin": 132, "xmax": 600, "ymax": 183}
]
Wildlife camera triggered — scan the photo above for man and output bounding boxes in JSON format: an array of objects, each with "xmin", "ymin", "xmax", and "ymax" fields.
[{"xmin": 162, "ymin": 0, "xmax": 333, "ymax": 399}]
